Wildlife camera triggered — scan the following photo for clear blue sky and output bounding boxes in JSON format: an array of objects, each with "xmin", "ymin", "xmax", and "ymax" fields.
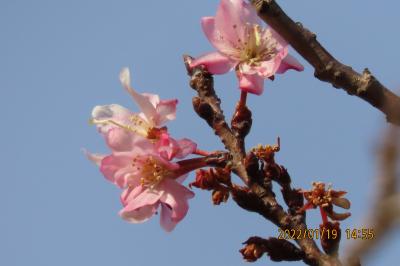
[{"xmin": 1, "ymin": 0, "xmax": 399, "ymax": 265}]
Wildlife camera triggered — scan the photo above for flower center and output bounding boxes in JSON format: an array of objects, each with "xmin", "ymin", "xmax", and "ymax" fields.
[
  {"xmin": 239, "ymin": 24, "xmax": 279, "ymax": 66},
  {"xmin": 307, "ymin": 183, "xmax": 333, "ymax": 207},
  {"xmin": 91, "ymin": 114, "xmax": 164, "ymax": 140},
  {"xmin": 132, "ymin": 156, "xmax": 172, "ymax": 188}
]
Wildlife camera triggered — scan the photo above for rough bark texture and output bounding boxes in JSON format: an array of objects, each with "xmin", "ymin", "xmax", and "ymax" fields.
[{"xmin": 250, "ymin": 0, "xmax": 400, "ymax": 125}]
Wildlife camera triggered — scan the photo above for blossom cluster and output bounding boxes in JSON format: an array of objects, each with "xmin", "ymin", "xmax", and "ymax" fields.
[
  {"xmin": 86, "ymin": 68, "xmax": 199, "ymax": 231},
  {"xmin": 85, "ymin": 0, "xmax": 351, "ymax": 235}
]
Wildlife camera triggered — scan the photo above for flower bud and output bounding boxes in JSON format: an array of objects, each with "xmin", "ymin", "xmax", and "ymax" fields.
[{"xmin": 212, "ymin": 189, "xmax": 229, "ymax": 205}]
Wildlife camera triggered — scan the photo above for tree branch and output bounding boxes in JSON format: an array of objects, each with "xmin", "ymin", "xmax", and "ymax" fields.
[
  {"xmin": 183, "ymin": 55, "xmax": 342, "ymax": 265},
  {"xmin": 250, "ymin": 0, "xmax": 400, "ymax": 125}
]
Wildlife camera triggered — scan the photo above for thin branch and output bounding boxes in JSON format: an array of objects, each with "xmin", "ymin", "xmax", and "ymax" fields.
[
  {"xmin": 183, "ymin": 55, "xmax": 342, "ymax": 266},
  {"xmin": 250, "ymin": 0, "xmax": 400, "ymax": 125}
]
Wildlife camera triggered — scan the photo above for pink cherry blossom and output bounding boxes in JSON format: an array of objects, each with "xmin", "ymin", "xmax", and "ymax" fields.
[
  {"xmin": 91, "ymin": 68, "xmax": 178, "ymax": 139},
  {"xmin": 190, "ymin": 0, "xmax": 304, "ymax": 95},
  {"xmin": 89, "ymin": 67, "xmax": 198, "ymax": 160},
  {"xmin": 96, "ymin": 129, "xmax": 196, "ymax": 188},
  {"xmin": 87, "ymin": 131, "xmax": 197, "ymax": 231},
  {"xmin": 86, "ymin": 68, "xmax": 201, "ymax": 231}
]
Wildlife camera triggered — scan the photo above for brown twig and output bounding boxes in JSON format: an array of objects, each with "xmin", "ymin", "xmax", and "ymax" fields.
[
  {"xmin": 250, "ymin": 0, "xmax": 400, "ymax": 125},
  {"xmin": 183, "ymin": 55, "xmax": 342, "ymax": 265}
]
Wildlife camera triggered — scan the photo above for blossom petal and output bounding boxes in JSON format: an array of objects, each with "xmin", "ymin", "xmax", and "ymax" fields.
[
  {"xmin": 156, "ymin": 134, "xmax": 179, "ymax": 161},
  {"xmin": 100, "ymin": 154, "xmax": 133, "ymax": 187},
  {"xmin": 160, "ymin": 204, "xmax": 177, "ymax": 232},
  {"xmin": 120, "ymin": 186, "xmax": 141, "ymax": 206},
  {"xmin": 175, "ymin": 174, "xmax": 189, "ymax": 184},
  {"xmin": 83, "ymin": 149, "xmax": 105, "ymax": 166},
  {"xmin": 214, "ymin": 0, "xmax": 260, "ymax": 48},
  {"xmin": 269, "ymin": 28, "xmax": 288, "ymax": 50},
  {"xmin": 190, "ymin": 52, "xmax": 236, "ymax": 75},
  {"xmin": 121, "ymin": 187, "xmax": 163, "ymax": 213},
  {"xmin": 91, "ymin": 104, "xmax": 133, "ymax": 134},
  {"xmin": 106, "ymin": 130, "xmax": 156, "ymax": 157},
  {"xmin": 120, "ymin": 187, "xmax": 159, "ymax": 224},
  {"xmin": 175, "ymin": 139, "xmax": 197, "ymax": 159},
  {"xmin": 105, "ymin": 128, "xmax": 134, "ymax": 152},
  {"xmin": 237, "ymin": 72, "xmax": 265, "ymax": 95},
  {"xmin": 239, "ymin": 47, "xmax": 289, "ymax": 79},
  {"xmin": 120, "ymin": 204, "xmax": 159, "ymax": 224},
  {"xmin": 119, "ymin": 68, "xmax": 158, "ymax": 123},
  {"xmin": 159, "ymin": 179, "xmax": 194, "ymax": 221},
  {"xmin": 276, "ymin": 54, "xmax": 304, "ymax": 74},
  {"xmin": 155, "ymin": 134, "xmax": 197, "ymax": 161},
  {"xmin": 155, "ymin": 99, "xmax": 178, "ymax": 126},
  {"xmin": 141, "ymin": 92, "xmax": 160, "ymax": 108},
  {"xmin": 200, "ymin": 17, "xmax": 237, "ymax": 57}
]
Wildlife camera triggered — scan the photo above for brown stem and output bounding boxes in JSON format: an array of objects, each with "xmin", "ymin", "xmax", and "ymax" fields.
[
  {"xmin": 175, "ymin": 152, "xmax": 228, "ymax": 176},
  {"xmin": 239, "ymin": 90, "xmax": 248, "ymax": 106},
  {"xmin": 183, "ymin": 55, "xmax": 341, "ymax": 265},
  {"xmin": 193, "ymin": 149, "xmax": 211, "ymax": 156},
  {"xmin": 250, "ymin": 0, "xmax": 400, "ymax": 125}
]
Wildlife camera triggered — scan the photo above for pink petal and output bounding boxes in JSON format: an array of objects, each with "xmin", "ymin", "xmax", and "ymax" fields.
[
  {"xmin": 113, "ymin": 168, "xmax": 137, "ymax": 188},
  {"xmin": 105, "ymin": 128, "xmax": 134, "ymax": 152},
  {"xmin": 190, "ymin": 52, "xmax": 236, "ymax": 75},
  {"xmin": 141, "ymin": 92, "xmax": 160, "ymax": 108},
  {"xmin": 159, "ymin": 179, "xmax": 194, "ymax": 221},
  {"xmin": 155, "ymin": 154, "xmax": 180, "ymax": 171},
  {"xmin": 156, "ymin": 134, "xmax": 178, "ymax": 160},
  {"xmin": 174, "ymin": 139, "xmax": 197, "ymax": 159},
  {"xmin": 119, "ymin": 68, "xmax": 158, "ymax": 124},
  {"xmin": 237, "ymin": 72, "xmax": 265, "ymax": 95},
  {"xmin": 83, "ymin": 149, "xmax": 105, "ymax": 166},
  {"xmin": 160, "ymin": 203, "xmax": 177, "ymax": 232},
  {"xmin": 154, "ymin": 99, "xmax": 178, "ymax": 126},
  {"xmin": 128, "ymin": 134, "xmax": 157, "ymax": 156},
  {"xmin": 91, "ymin": 104, "xmax": 133, "ymax": 134},
  {"xmin": 107, "ymin": 133, "xmax": 156, "ymax": 157},
  {"xmin": 214, "ymin": 0, "xmax": 260, "ymax": 48},
  {"xmin": 238, "ymin": 47, "xmax": 290, "ymax": 79},
  {"xmin": 155, "ymin": 135, "xmax": 197, "ymax": 160},
  {"xmin": 121, "ymin": 187, "xmax": 163, "ymax": 213},
  {"xmin": 175, "ymin": 174, "xmax": 189, "ymax": 184},
  {"xmin": 120, "ymin": 205, "xmax": 158, "ymax": 223},
  {"xmin": 120, "ymin": 186, "xmax": 143, "ymax": 206},
  {"xmin": 120, "ymin": 198, "xmax": 159, "ymax": 224},
  {"xmin": 255, "ymin": 60, "xmax": 282, "ymax": 77},
  {"xmin": 100, "ymin": 154, "xmax": 132, "ymax": 187},
  {"xmin": 276, "ymin": 54, "xmax": 304, "ymax": 74},
  {"xmin": 201, "ymin": 17, "xmax": 238, "ymax": 56},
  {"xmin": 269, "ymin": 28, "xmax": 288, "ymax": 50}
]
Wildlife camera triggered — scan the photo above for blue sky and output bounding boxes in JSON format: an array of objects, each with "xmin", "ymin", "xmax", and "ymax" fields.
[{"xmin": 1, "ymin": 0, "xmax": 399, "ymax": 265}]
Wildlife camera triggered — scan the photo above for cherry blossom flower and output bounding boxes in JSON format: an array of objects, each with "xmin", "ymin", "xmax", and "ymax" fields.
[
  {"xmin": 116, "ymin": 150, "xmax": 195, "ymax": 231},
  {"xmin": 87, "ymin": 131, "xmax": 197, "ymax": 231},
  {"xmin": 90, "ymin": 67, "xmax": 197, "ymax": 158},
  {"xmin": 86, "ymin": 68, "xmax": 201, "ymax": 231},
  {"xmin": 91, "ymin": 68, "xmax": 178, "ymax": 140},
  {"xmin": 190, "ymin": 0, "xmax": 304, "ymax": 95}
]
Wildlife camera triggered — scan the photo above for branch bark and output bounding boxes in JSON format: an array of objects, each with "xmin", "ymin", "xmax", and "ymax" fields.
[
  {"xmin": 250, "ymin": 0, "xmax": 400, "ymax": 125},
  {"xmin": 184, "ymin": 55, "xmax": 342, "ymax": 266}
]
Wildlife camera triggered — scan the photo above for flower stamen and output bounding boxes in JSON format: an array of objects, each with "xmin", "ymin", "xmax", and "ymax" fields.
[
  {"xmin": 90, "ymin": 115, "xmax": 161, "ymax": 140},
  {"xmin": 132, "ymin": 156, "xmax": 172, "ymax": 188}
]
